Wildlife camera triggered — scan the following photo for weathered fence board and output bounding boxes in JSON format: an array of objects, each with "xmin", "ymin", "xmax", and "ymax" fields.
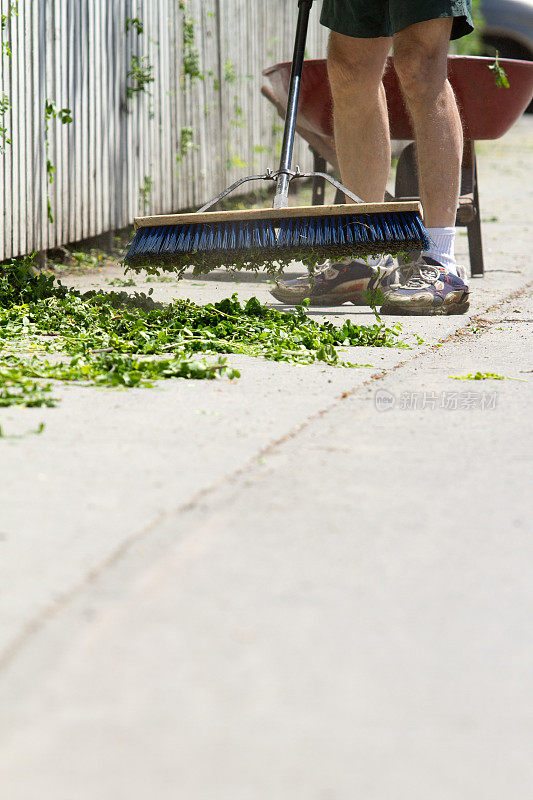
[{"xmin": 0, "ymin": 0, "xmax": 331, "ymax": 262}]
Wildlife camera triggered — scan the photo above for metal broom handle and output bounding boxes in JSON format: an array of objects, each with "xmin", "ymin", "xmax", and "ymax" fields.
[{"xmin": 273, "ymin": 0, "xmax": 314, "ymax": 209}]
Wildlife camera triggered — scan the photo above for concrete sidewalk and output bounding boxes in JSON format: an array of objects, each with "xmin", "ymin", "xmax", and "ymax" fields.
[{"xmin": 0, "ymin": 117, "xmax": 532, "ymax": 799}]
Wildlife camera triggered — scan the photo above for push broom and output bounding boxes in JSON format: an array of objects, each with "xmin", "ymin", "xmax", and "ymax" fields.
[{"xmin": 125, "ymin": 0, "xmax": 429, "ymax": 274}]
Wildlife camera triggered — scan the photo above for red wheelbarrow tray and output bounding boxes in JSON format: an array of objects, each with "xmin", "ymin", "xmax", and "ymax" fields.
[{"xmin": 262, "ymin": 55, "xmax": 533, "ymax": 161}]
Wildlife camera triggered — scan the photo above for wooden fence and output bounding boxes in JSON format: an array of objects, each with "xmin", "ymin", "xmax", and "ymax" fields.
[{"xmin": 0, "ymin": 0, "xmax": 329, "ymax": 262}]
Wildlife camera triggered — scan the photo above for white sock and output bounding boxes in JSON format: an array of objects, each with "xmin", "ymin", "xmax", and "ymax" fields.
[{"xmin": 423, "ymin": 227, "xmax": 457, "ymax": 274}]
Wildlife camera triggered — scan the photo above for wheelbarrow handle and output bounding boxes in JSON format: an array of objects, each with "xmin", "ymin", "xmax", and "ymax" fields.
[{"xmin": 273, "ymin": 0, "xmax": 314, "ymax": 208}]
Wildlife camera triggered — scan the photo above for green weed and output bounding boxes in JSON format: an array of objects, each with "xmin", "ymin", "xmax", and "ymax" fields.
[
  {"xmin": 488, "ymin": 52, "xmax": 510, "ymax": 89},
  {"xmin": 125, "ymin": 17, "xmax": 144, "ymax": 35},
  {"xmin": 179, "ymin": 1, "xmax": 203, "ymax": 82},
  {"xmin": 44, "ymin": 100, "xmax": 73, "ymax": 223},
  {"xmin": 0, "ymin": 422, "xmax": 45, "ymax": 438},
  {"xmin": 0, "ymin": 2, "xmax": 17, "ymax": 31},
  {"xmin": 176, "ymin": 127, "xmax": 198, "ymax": 165},
  {"xmin": 450, "ymin": 372, "xmax": 524, "ymax": 381},
  {"xmin": 0, "ymin": 255, "xmax": 406, "ymax": 408},
  {"xmin": 126, "ymin": 55, "xmax": 154, "ymax": 99},
  {"xmin": 139, "ymin": 175, "xmax": 153, "ymax": 213},
  {"xmin": 0, "ymin": 93, "xmax": 10, "ymax": 152}
]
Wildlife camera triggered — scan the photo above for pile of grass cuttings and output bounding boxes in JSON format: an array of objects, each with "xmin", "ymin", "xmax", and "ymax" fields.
[{"xmin": 0, "ymin": 255, "xmax": 405, "ymax": 408}]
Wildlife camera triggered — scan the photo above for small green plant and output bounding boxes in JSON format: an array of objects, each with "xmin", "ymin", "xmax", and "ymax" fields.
[
  {"xmin": 139, "ymin": 175, "xmax": 153, "ymax": 213},
  {"xmin": 0, "ymin": 422, "xmax": 45, "ymax": 438},
  {"xmin": 0, "ymin": 1, "xmax": 18, "ymax": 30},
  {"xmin": 364, "ymin": 287, "xmax": 385, "ymax": 314},
  {"xmin": 44, "ymin": 100, "xmax": 73, "ymax": 223},
  {"xmin": 124, "ymin": 16, "xmax": 154, "ymax": 117},
  {"xmin": 449, "ymin": 372, "xmax": 524, "ymax": 381},
  {"xmin": 107, "ymin": 277, "xmax": 136, "ymax": 287},
  {"xmin": 46, "ymin": 158, "xmax": 55, "ymax": 184},
  {"xmin": 125, "ymin": 17, "xmax": 144, "ymax": 35},
  {"xmin": 224, "ymin": 60, "xmax": 237, "ymax": 85},
  {"xmin": 179, "ymin": 1, "xmax": 203, "ymax": 82},
  {"xmin": 226, "ymin": 152, "xmax": 248, "ymax": 170},
  {"xmin": 271, "ymin": 119, "xmax": 284, "ymax": 157},
  {"xmin": 126, "ymin": 55, "xmax": 154, "ymax": 98},
  {"xmin": 488, "ymin": 52, "xmax": 510, "ymax": 89},
  {"xmin": 45, "ymin": 100, "xmax": 72, "ymax": 125},
  {"xmin": 175, "ymin": 127, "xmax": 198, "ymax": 164},
  {"xmin": 0, "ymin": 2, "xmax": 17, "ymax": 61},
  {"xmin": 71, "ymin": 249, "xmax": 105, "ymax": 268},
  {"xmin": 0, "ymin": 92, "xmax": 10, "ymax": 152},
  {"xmin": 230, "ymin": 97, "xmax": 246, "ymax": 129},
  {"xmin": 0, "ymin": 363, "xmax": 56, "ymax": 408}
]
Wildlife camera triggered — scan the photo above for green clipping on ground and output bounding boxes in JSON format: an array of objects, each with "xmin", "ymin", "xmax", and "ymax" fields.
[
  {"xmin": 450, "ymin": 371, "xmax": 525, "ymax": 381},
  {"xmin": 0, "ymin": 255, "xmax": 406, "ymax": 408}
]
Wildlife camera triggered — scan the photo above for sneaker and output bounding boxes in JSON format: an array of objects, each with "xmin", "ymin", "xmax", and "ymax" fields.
[
  {"xmin": 380, "ymin": 256, "xmax": 470, "ymax": 315},
  {"xmin": 269, "ymin": 255, "xmax": 394, "ymax": 306},
  {"xmin": 396, "ymin": 252, "xmax": 469, "ymax": 285}
]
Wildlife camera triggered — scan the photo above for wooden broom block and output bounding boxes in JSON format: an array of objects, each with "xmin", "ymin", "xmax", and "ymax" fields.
[{"xmin": 134, "ymin": 201, "xmax": 424, "ymax": 229}]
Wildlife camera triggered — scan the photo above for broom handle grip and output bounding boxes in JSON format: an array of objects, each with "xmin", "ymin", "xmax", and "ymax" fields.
[{"xmin": 273, "ymin": 0, "xmax": 314, "ymax": 209}]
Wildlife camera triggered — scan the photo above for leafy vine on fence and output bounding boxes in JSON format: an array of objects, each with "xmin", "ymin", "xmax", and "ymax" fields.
[
  {"xmin": 1, "ymin": 0, "xmax": 17, "ymax": 59},
  {"xmin": 174, "ymin": 6, "xmax": 280, "ymax": 175},
  {"xmin": 179, "ymin": 0, "xmax": 203, "ymax": 83},
  {"xmin": 44, "ymin": 100, "xmax": 73, "ymax": 223},
  {"xmin": 0, "ymin": 93, "xmax": 10, "ymax": 153},
  {"xmin": 125, "ymin": 16, "xmax": 154, "ymax": 102},
  {"xmin": 139, "ymin": 175, "xmax": 153, "ymax": 214},
  {"xmin": 125, "ymin": 17, "xmax": 144, "ymax": 36},
  {"xmin": 0, "ymin": 1, "xmax": 18, "ymax": 152},
  {"xmin": 175, "ymin": 126, "xmax": 199, "ymax": 168}
]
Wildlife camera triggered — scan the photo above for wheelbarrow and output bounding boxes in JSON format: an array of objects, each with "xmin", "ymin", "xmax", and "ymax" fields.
[{"xmin": 262, "ymin": 55, "xmax": 533, "ymax": 276}]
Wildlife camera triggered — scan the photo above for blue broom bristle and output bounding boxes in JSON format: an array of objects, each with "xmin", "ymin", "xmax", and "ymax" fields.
[{"xmin": 125, "ymin": 210, "xmax": 430, "ymax": 270}]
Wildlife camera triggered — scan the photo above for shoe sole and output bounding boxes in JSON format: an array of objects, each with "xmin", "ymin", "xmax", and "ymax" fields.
[{"xmin": 380, "ymin": 300, "xmax": 470, "ymax": 316}]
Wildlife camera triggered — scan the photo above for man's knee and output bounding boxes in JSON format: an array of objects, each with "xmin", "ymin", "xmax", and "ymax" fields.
[
  {"xmin": 327, "ymin": 33, "xmax": 387, "ymax": 97},
  {"xmin": 394, "ymin": 40, "xmax": 448, "ymax": 104}
]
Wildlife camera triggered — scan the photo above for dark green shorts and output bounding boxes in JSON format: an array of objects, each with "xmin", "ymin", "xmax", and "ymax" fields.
[{"xmin": 320, "ymin": 0, "xmax": 473, "ymax": 40}]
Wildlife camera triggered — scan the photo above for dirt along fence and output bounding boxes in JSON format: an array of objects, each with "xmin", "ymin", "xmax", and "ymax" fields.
[{"xmin": 0, "ymin": 0, "xmax": 328, "ymax": 262}]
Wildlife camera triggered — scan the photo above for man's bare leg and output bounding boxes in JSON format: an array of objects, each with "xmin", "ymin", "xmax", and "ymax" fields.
[
  {"xmin": 270, "ymin": 22, "xmax": 469, "ymax": 309},
  {"xmin": 269, "ymin": 33, "xmax": 394, "ymax": 305},
  {"xmin": 393, "ymin": 18, "xmax": 463, "ymax": 228},
  {"xmin": 327, "ymin": 32, "xmax": 392, "ymax": 203},
  {"xmin": 379, "ymin": 18, "xmax": 469, "ymax": 313}
]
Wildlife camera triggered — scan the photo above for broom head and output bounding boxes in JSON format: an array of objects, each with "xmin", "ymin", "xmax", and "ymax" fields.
[{"xmin": 125, "ymin": 201, "xmax": 429, "ymax": 273}]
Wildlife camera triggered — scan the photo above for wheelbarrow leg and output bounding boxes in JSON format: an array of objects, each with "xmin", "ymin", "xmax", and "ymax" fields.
[
  {"xmin": 394, "ymin": 142, "xmax": 419, "ymax": 197},
  {"xmin": 310, "ymin": 148, "xmax": 345, "ymax": 204},
  {"xmin": 333, "ymin": 187, "xmax": 345, "ymax": 204},
  {"xmin": 395, "ymin": 141, "xmax": 485, "ymax": 277},
  {"xmin": 465, "ymin": 143, "xmax": 484, "ymax": 276},
  {"xmin": 311, "ymin": 149, "xmax": 326, "ymax": 205}
]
